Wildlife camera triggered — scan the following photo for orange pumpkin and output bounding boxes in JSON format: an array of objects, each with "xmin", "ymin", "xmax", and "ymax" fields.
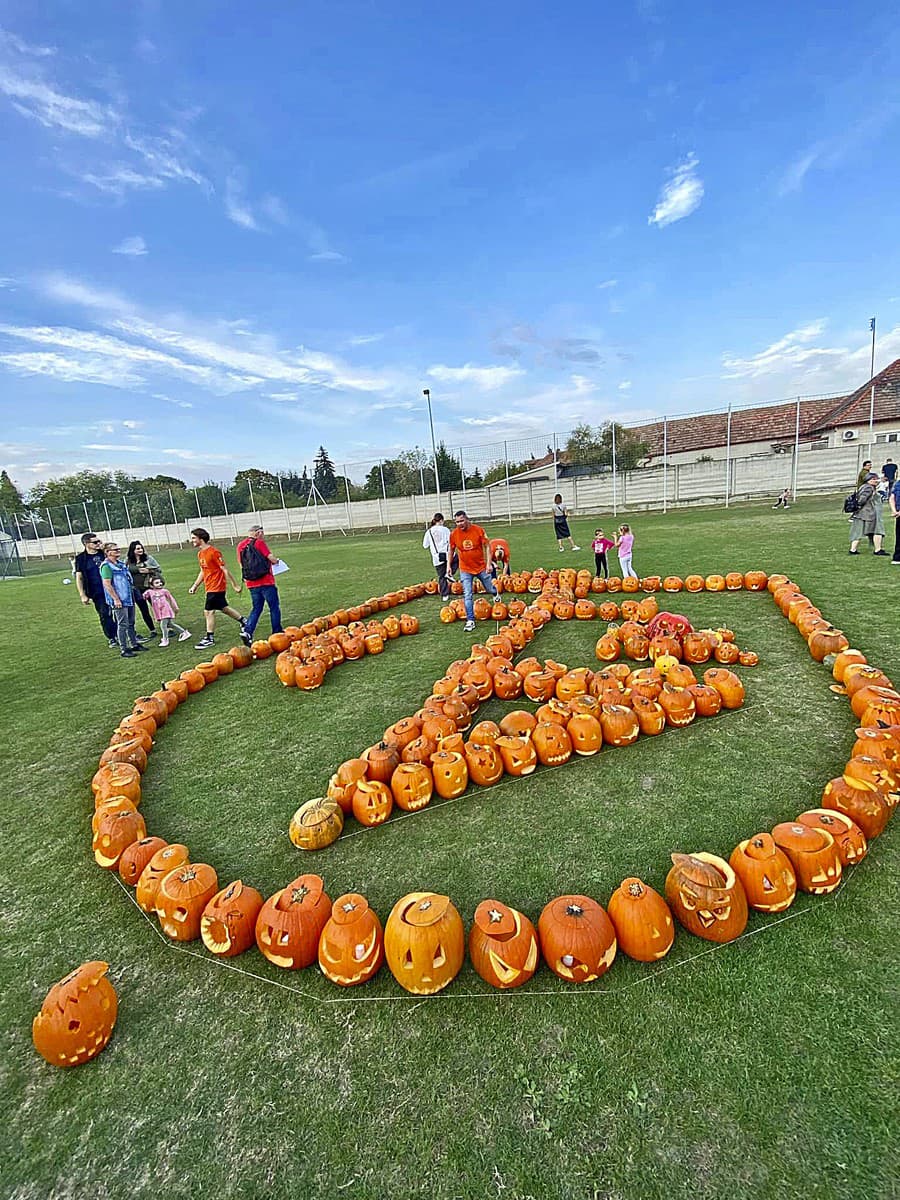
[
  {"xmin": 566, "ymin": 713, "xmax": 603, "ymax": 756},
  {"xmin": 606, "ymin": 878, "xmax": 675, "ymax": 961},
  {"xmin": 156, "ymin": 862, "xmax": 219, "ymax": 941},
  {"xmin": 820, "ymin": 777, "xmax": 891, "ymax": 840},
  {"xmin": 384, "ymin": 892, "xmax": 465, "ymax": 994},
  {"xmin": 200, "ymin": 880, "xmax": 264, "ymax": 957},
  {"xmin": 796, "ymin": 809, "xmax": 867, "ymax": 866},
  {"xmin": 255, "ymin": 874, "xmax": 331, "ymax": 969},
  {"xmin": 495, "ymin": 734, "xmax": 538, "ymax": 777},
  {"xmin": 771, "ymin": 823, "xmax": 842, "ymax": 894},
  {"xmin": 318, "ymin": 893, "xmax": 385, "ymax": 986},
  {"xmin": 390, "ymin": 762, "xmax": 434, "ymax": 811},
  {"xmin": 729, "ymin": 834, "xmax": 797, "ymax": 912},
  {"xmin": 600, "ymin": 705, "xmax": 640, "ymax": 747},
  {"xmin": 352, "ymin": 780, "xmax": 394, "ymax": 827},
  {"xmin": 118, "ymin": 836, "xmax": 167, "ymax": 887},
  {"xmin": 92, "ymin": 761, "xmax": 142, "ymax": 806},
  {"xmin": 135, "ymin": 843, "xmax": 190, "ymax": 913},
  {"xmin": 703, "ymin": 668, "xmax": 745, "ymax": 709},
  {"xmin": 430, "ymin": 750, "xmax": 468, "ymax": 798},
  {"xmin": 326, "ymin": 758, "xmax": 369, "ymax": 814},
  {"xmin": 538, "ymin": 895, "xmax": 617, "ymax": 983},
  {"xmin": 469, "ymin": 900, "xmax": 540, "ymax": 989},
  {"xmin": 665, "ymin": 853, "xmax": 748, "ymax": 942},
  {"xmin": 32, "ymin": 961, "xmax": 118, "ymax": 1067},
  {"xmin": 92, "ymin": 807, "xmax": 147, "ymax": 869},
  {"xmin": 531, "ymin": 721, "xmax": 573, "ymax": 767},
  {"xmin": 464, "ymin": 740, "xmax": 504, "ymax": 786}
]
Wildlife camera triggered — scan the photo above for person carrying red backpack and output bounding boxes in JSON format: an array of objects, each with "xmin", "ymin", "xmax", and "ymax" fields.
[{"xmin": 236, "ymin": 523, "xmax": 285, "ymax": 641}]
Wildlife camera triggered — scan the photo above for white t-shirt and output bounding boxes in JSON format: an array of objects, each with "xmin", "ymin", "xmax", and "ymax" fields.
[{"xmin": 423, "ymin": 523, "xmax": 451, "ymax": 565}]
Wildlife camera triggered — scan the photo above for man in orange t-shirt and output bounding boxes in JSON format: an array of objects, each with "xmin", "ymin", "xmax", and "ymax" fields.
[
  {"xmin": 188, "ymin": 528, "xmax": 246, "ymax": 650},
  {"xmin": 449, "ymin": 510, "xmax": 498, "ymax": 631}
]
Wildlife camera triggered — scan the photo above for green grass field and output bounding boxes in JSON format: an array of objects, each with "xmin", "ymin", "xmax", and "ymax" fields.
[{"xmin": 1, "ymin": 498, "xmax": 897, "ymax": 1200}]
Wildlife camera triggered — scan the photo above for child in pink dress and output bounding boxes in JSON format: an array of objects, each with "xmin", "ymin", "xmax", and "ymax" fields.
[
  {"xmin": 144, "ymin": 577, "xmax": 191, "ymax": 647},
  {"xmin": 615, "ymin": 525, "xmax": 636, "ymax": 579}
]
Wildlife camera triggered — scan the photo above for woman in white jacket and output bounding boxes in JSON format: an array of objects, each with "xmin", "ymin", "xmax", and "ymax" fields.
[{"xmin": 423, "ymin": 513, "xmax": 453, "ymax": 598}]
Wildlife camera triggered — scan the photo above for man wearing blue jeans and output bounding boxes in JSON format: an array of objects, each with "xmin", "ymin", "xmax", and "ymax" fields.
[
  {"xmin": 236, "ymin": 524, "xmax": 285, "ymax": 642},
  {"xmin": 449, "ymin": 510, "xmax": 498, "ymax": 632}
]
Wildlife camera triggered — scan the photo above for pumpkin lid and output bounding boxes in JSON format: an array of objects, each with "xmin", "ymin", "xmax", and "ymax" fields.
[
  {"xmin": 278, "ymin": 873, "xmax": 326, "ymax": 910},
  {"xmin": 474, "ymin": 899, "xmax": 517, "ymax": 939},
  {"xmin": 398, "ymin": 892, "xmax": 451, "ymax": 927},
  {"xmin": 331, "ymin": 893, "xmax": 371, "ymax": 925}
]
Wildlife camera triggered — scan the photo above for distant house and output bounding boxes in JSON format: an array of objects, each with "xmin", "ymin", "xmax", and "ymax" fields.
[{"xmin": 491, "ymin": 359, "xmax": 900, "ymax": 483}]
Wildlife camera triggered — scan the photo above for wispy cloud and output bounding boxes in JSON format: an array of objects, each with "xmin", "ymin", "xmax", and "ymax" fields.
[
  {"xmin": 0, "ymin": 29, "xmax": 56, "ymax": 58},
  {"xmin": 597, "ymin": 279, "xmax": 619, "ymax": 290},
  {"xmin": 427, "ymin": 363, "xmax": 524, "ymax": 392},
  {"xmin": 347, "ymin": 333, "xmax": 385, "ymax": 347},
  {"xmin": 648, "ymin": 152, "xmax": 704, "ymax": 228},
  {"xmin": 112, "ymin": 235, "xmax": 148, "ymax": 257},
  {"xmin": 721, "ymin": 321, "xmax": 840, "ymax": 378},
  {"xmin": 224, "ymin": 174, "xmax": 260, "ymax": 230},
  {"xmin": 0, "ymin": 67, "xmax": 115, "ymax": 137},
  {"xmin": 0, "ymin": 276, "xmax": 16, "ymax": 290},
  {"xmin": 0, "ymin": 350, "xmax": 144, "ymax": 387},
  {"xmin": 779, "ymin": 105, "xmax": 900, "ymax": 195},
  {"xmin": 618, "ymin": 380, "xmax": 633, "ymax": 391},
  {"xmin": 153, "ymin": 392, "xmax": 194, "ymax": 409}
]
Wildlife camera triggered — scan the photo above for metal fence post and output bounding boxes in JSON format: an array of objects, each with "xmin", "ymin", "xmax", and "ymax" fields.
[
  {"xmin": 247, "ymin": 478, "xmax": 256, "ymax": 521},
  {"xmin": 791, "ymin": 396, "xmax": 801, "ymax": 500},
  {"xmin": 168, "ymin": 488, "xmax": 178, "ymax": 527},
  {"xmin": 102, "ymin": 499, "xmax": 111, "ymax": 535},
  {"xmin": 663, "ymin": 417, "xmax": 668, "ymax": 514},
  {"xmin": 146, "ymin": 494, "xmax": 161, "ymax": 548},
  {"xmin": 46, "ymin": 509, "xmax": 61, "ymax": 557},
  {"xmin": 63, "ymin": 504, "xmax": 75, "ymax": 546},
  {"xmin": 611, "ymin": 424, "xmax": 618, "ymax": 517},
  {"xmin": 122, "ymin": 495, "xmax": 133, "ymax": 536},
  {"xmin": 504, "ymin": 441, "xmax": 512, "ymax": 525},
  {"xmin": 31, "ymin": 512, "xmax": 44, "ymax": 557},
  {"xmin": 82, "ymin": 500, "xmax": 91, "ymax": 533},
  {"xmin": 194, "ymin": 489, "xmax": 202, "ymax": 518},
  {"xmin": 343, "ymin": 466, "xmax": 354, "ymax": 532},
  {"xmin": 379, "ymin": 461, "xmax": 391, "ymax": 532},
  {"xmin": 724, "ymin": 404, "xmax": 732, "ymax": 507},
  {"xmin": 553, "ymin": 432, "xmax": 558, "ymax": 489}
]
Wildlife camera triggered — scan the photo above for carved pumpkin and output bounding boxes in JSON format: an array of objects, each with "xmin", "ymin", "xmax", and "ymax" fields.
[
  {"xmin": 318, "ymin": 893, "xmax": 385, "ymax": 986},
  {"xmin": 807, "ymin": 627, "xmax": 850, "ymax": 662},
  {"xmin": 401, "ymin": 734, "xmax": 438, "ymax": 765},
  {"xmin": 200, "ymin": 880, "xmax": 264, "ymax": 957},
  {"xmin": 566, "ymin": 713, "xmax": 603, "ymax": 755},
  {"xmin": 704, "ymin": 574, "xmax": 726, "ymax": 592},
  {"xmin": 713, "ymin": 641, "xmax": 740, "ymax": 665},
  {"xmin": 594, "ymin": 633, "xmax": 621, "ymax": 662},
  {"xmin": 464, "ymin": 740, "xmax": 504, "ymax": 786},
  {"xmin": 820, "ymin": 777, "xmax": 891, "ymax": 839},
  {"xmin": 531, "ymin": 721, "xmax": 573, "ymax": 766},
  {"xmin": 771, "ymin": 823, "xmax": 842, "ymax": 894},
  {"xmin": 729, "ymin": 834, "xmax": 797, "ymax": 912},
  {"xmin": 796, "ymin": 809, "xmax": 867, "ymax": 866},
  {"xmin": 606, "ymin": 878, "xmax": 675, "ymax": 961},
  {"xmin": 538, "ymin": 895, "xmax": 617, "ymax": 983},
  {"xmin": 255, "ymin": 874, "xmax": 331, "ymax": 969},
  {"xmin": 600, "ymin": 705, "xmax": 640, "ymax": 747},
  {"xmin": 390, "ymin": 762, "xmax": 434, "ymax": 810},
  {"xmin": 743, "ymin": 570, "xmax": 768, "ymax": 591},
  {"xmin": 384, "ymin": 892, "xmax": 465, "ymax": 994},
  {"xmin": 135, "ymin": 843, "xmax": 189, "ymax": 913},
  {"xmin": 469, "ymin": 720, "xmax": 501, "ymax": 745},
  {"xmin": 364, "ymin": 742, "xmax": 401, "ymax": 784},
  {"xmin": 851, "ymin": 726, "xmax": 900, "ymax": 769},
  {"xmin": 687, "ymin": 683, "xmax": 723, "ymax": 718},
  {"xmin": 662, "ymin": 575, "xmax": 684, "ymax": 591},
  {"xmin": 92, "ymin": 807, "xmax": 147, "ymax": 869},
  {"xmin": 430, "ymin": 750, "xmax": 468, "ymax": 798},
  {"xmin": 658, "ymin": 683, "xmax": 696, "ymax": 728},
  {"xmin": 665, "ymin": 853, "xmax": 748, "ymax": 942},
  {"xmin": 156, "ymin": 863, "xmax": 219, "ymax": 941},
  {"xmin": 703, "ymin": 668, "xmax": 745, "ymax": 709},
  {"xmin": 289, "ymin": 796, "xmax": 344, "ymax": 850},
  {"xmin": 227, "ymin": 645, "xmax": 254, "ymax": 669},
  {"xmin": 843, "ymin": 755, "xmax": 899, "ymax": 803},
  {"xmin": 495, "ymin": 734, "xmax": 538, "ymax": 777},
  {"xmin": 92, "ymin": 761, "xmax": 142, "ymax": 806},
  {"xmin": 724, "ymin": 571, "xmax": 744, "ymax": 590},
  {"xmin": 118, "ymin": 836, "xmax": 167, "ymax": 886},
  {"xmin": 98, "ymin": 739, "xmax": 148, "ymax": 774},
  {"xmin": 522, "ymin": 670, "xmax": 557, "ymax": 702},
  {"xmin": 32, "ymin": 961, "xmax": 117, "ymax": 1067},
  {"xmin": 326, "ymin": 758, "xmax": 369, "ymax": 814},
  {"xmin": 193, "ymin": 662, "xmax": 220, "ymax": 684},
  {"xmin": 352, "ymin": 780, "xmax": 394, "ymax": 827},
  {"xmin": 632, "ymin": 694, "xmax": 666, "ymax": 736},
  {"xmin": 684, "ymin": 575, "xmax": 705, "ymax": 592},
  {"xmin": 832, "ymin": 648, "xmax": 868, "ymax": 683},
  {"xmin": 499, "ymin": 710, "xmax": 537, "ymax": 738},
  {"xmin": 469, "ymin": 900, "xmax": 539, "ymax": 989}
]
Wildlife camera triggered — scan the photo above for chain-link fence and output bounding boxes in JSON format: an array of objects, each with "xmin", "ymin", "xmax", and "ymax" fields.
[{"xmin": 3, "ymin": 389, "xmax": 892, "ymax": 559}]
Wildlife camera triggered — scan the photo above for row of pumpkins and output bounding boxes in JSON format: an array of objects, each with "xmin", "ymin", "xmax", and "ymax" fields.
[
  {"xmin": 437, "ymin": 566, "xmax": 771, "ymax": 597},
  {"xmin": 298, "ymin": 615, "xmax": 748, "ymax": 846},
  {"xmin": 33, "ymin": 569, "xmax": 898, "ymax": 1066}
]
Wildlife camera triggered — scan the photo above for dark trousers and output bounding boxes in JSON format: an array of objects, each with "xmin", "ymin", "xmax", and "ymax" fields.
[
  {"xmin": 133, "ymin": 590, "xmax": 156, "ymax": 632},
  {"xmin": 436, "ymin": 559, "xmax": 451, "ymax": 599},
  {"xmin": 91, "ymin": 594, "xmax": 117, "ymax": 640},
  {"xmin": 893, "ymin": 518, "xmax": 900, "ymax": 563},
  {"xmin": 594, "ymin": 551, "xmax": 608, "ymax": 578},
  {"xmin": 244, "ymin": 584, "xmax": 283, "ymax": 636}
]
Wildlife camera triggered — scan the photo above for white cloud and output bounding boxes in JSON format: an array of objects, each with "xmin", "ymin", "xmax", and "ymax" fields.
[
  {"xmin": 121, "ymin": 419, "xmax": 142, "ymax": 429},
  {"xmin": 427, "ymin": 363, "xmax": 524, "ymax": 391},
  {"xmin": 112, "ymin": 235, "xmax": 147, "ymax": 257},
  {"xmin": 597, "ymin": 279, "xmax": 619, "ymax": 290},
  {"xmin": 153, "ymin": 393, "xmax": 193, "ymax": 409},
  {"xmin": 721, "ymin": 321, "xmax": 839, "ymax": 378},
  {"xmin": 224, "ymin": 175, "xmax": 260, "ymax": 230},
  {"xmin": 0, "ymin": 29, "xmax": 56, "ymax": 58},
  {"xmin": 648, "ymin": 152, "xmax": 704, "ymax": 228},
  {"xmin": 0, "ymin": 276, "xmax": 16, "ymax": 290},
  {"xmin": 0, "ymin": 67, "xmax": 115, "ymax": 137},
  {"xmin": 618, "ymin": 380, "xmax": 633, "ymax": 391},
  {"xmin": 779, "ymin": 106, "xmax": 900, "ymax": 196},
  {"xmin": 0, "ymin": 350, "xmax": 144, "ymax": 387},
  {"xmin": 348, "ymin": 333, "xmax": 385, "ymax": 346},
  {"xmin": 82, "ymin": 443, "xmax": 148, "ymax": 451}
]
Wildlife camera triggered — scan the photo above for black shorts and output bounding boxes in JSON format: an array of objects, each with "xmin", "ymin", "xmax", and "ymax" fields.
[{"xmin": 204, "ymin": 590, "xmax": 227, "ymax": 611}]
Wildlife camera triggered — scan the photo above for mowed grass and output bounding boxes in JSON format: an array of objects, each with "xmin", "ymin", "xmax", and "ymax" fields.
[{"xmin": 1, "ymin": 497, "xmax": 898, "ymax": 1200}]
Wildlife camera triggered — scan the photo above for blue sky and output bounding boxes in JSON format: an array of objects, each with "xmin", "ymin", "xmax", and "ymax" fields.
[{"xmin": 1, "ymin": 0, "xmax": 899, "ymax": 489}]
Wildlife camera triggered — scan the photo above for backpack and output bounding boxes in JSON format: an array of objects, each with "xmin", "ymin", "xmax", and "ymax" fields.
[
  {"xmin": 842, "ymin": 491, "xmax": 861, "ymax": 515},
  {"xmin": 240, "ymin": 538, "xmax": 270, "ymax": 581}
]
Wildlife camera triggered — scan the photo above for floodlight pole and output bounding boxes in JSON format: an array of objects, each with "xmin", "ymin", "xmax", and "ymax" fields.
[
  {"xmin": 724, "ymin": 404, "xmax": 732, "ymax": 508},
  {"xmin": 869, "ymin": 317, "xmax": 877, "ymax": 444},
  {"xmin": 662, "ymin": 416, "xmax": 668, "ymax": 514},
  {"xmin": 423, "ymin": 388, "xmax": 441, "ymax": 504},
  {"xmin": 791, "ymin": 397, "xmax": 801, "ymax": 501}
]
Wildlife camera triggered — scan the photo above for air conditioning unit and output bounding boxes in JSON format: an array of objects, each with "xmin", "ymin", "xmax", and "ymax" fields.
[{"xmin": 842, "ymin": 429, "xmax": 857, "ymax": 441}]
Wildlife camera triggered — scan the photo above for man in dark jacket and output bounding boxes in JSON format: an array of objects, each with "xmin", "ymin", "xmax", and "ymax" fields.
[{"xmin": 74, "ymin": 532, "xmax": 117, "ymax": 644}]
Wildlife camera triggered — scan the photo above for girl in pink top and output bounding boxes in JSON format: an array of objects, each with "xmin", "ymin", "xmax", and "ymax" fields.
[
  {"xmin": 615, "ymin": 525, "xmax": 636, "ymax": 579},
  {"xmin": 143, "ymin": 577, "xmax": 191, "ymax": 647},
  {"xmin": 590, "ymin": 529, "xmax": 615, "ymax": 579}
]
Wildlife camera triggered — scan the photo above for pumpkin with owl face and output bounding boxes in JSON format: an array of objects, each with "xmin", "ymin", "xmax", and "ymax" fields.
[
  {"xmin": 384, "ymin": 892, "xmax": 465, "ymax": 995},
  {"xmin": 665, "ymin": 853, "xmax": 748, "ymax": 942},
  {"xmin": 468, "ymin": 900, "xmax": 540, "ymax": 989}
]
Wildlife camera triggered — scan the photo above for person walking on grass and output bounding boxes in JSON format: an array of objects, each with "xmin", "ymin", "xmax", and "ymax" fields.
[
  {"xmin": 489, "ymin": 537, "xmax": 511, "ymax": 581},
  {"xmin": 236, "ymin": 524, "xmax": 285, "ymax": 640},
  {"xmin": 882, "ymin": 457, "xmax": 897, "ymax": 487},
  {"xmin": 188, "ymin": 528, "xmax": 246, "ymax": 649},
  {"xmin": 100, "ymin": 543, "xmax": 148, "ymax": 659},
  {"xmin": 890, "ymin": 474, "xmax": 900, "ymax": 564},
  {"xmin": 449, "ymin": 510, "xmax": 498, "ymax": 632},
  {"xmin": 848, "ymin": 474, "xmax": 881, "ymax": 554},
  {"xmin": 615, "ymin": 524, "xmax": 636, "ymax": 578},
  {"xmin": 552, "ymin": 494, "xmax": 580, "ymax": 552},
  {"xmin": 144, "ymin": 577, "xmax": 191, "ymax": 647},
  {"xmin": 423, "ymin": 512, "xmax": 452, "ymax": 600},
  {"xmin": 126, "ymin": 540, "xmax": 160, "ymax": 639},
  {"xmin": 591, "ymin": 528, "xmax": 614, "ymax": 579},
  {"xmin": 74, "ymin": 532, "xmax": 118, "ymax": 647}
]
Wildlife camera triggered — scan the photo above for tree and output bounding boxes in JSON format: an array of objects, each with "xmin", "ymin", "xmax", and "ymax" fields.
[
  {"xmin": 482, "ymin": 459, "xmax": 527, "ymax": 486},
  {"xmin": 465, "ymin": 467, "xmax": 484, "ymax": 489},
  {"xmin": 234, "ymin": 468, "xmax": 279, "ymax": 492},
  {"xmin": 0, "ymin": 470, "xmax": 25, "ymax": 515},
  {"xmin": 433, "ymin": 442, "xmax": 462, "ymax": 491},
  {"xmin": 565, "ymin": 422, "xmax": 649, "ymax": 471},
  {"xmin": 565, "ymin": 423, "xmax": 605, "ymax": 467},
  {"xmin": 313, "ymin": 446, "xmax": 337, "ymax": 500}
]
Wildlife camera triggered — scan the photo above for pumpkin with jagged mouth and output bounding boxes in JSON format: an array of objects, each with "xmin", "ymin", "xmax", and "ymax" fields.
[
  {"xmin": 665, "ymin": 853, "xmax": 749, "ymax": 942},
  {"xmin": 469, "ymin": 900, "xmax": 539, "ymax": 989},
  {"xmin": 318, "ymin": 893, "xmax": 384, "ymax": 986},
  {"xmin": 538, "ymin": 895, "xmax": 617, "ymax": 984}
]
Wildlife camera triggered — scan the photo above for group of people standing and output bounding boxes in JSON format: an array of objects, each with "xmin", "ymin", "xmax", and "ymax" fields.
[
  {"xmin": 74, "ymin": 523, "xmax": 287, "ymax": 660},
  {"xmin": 849, "ymin": 458, "xmax": 900, "ymax": 562}
]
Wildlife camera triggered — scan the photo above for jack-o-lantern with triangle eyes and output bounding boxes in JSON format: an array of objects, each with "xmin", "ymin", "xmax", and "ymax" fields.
[
  {"xmin": 796, "ymin": 809, "xmax": 867, "ymax": 866},
  {"xmin": 352, "ymin": 780, "xmax": 394, "ymax": 826},
  {"xmin": 606, "ymin": 878, "xmax": 675, "ymax": 961},
  {"xmin": 494, "ymin": 734, "xmax": 538, "ymax": 777},
  {"xmin": 729, "ymin": 834, "xmax": 797, "ymax": 912},
  {"xmin": 665, "ymin": 852, "xmax": 749, "ymax": 942},
  {"xmin": 469, "ymin": 900, "xmax": 540, "ymax": 989},
  {"xmin": 318, "ymin": 893, "xmax": 385, "ymax": 986},
  {"xmin": 532, "ymin": 721, "xmax": 573, "ymax": 767},
  {"xmin": 820, "ymin": 776, "xmax": 891, "ymax": 839},
  {"xmin": 390, "ymin": 762, "xmax": 434, "ymax": 811},
  {"xmin": 255, "ymin": 874, "xmax": 331, "ymax": 969},
  {"xmin": 200, "ymin": 880, "xmax": 264, "ymax": 957},
  {"xmin": 538, "ymin": 895, "xmax": 617, "ymax": 984},
  {"xmin": 32, "ymin": 961, "xmax": 118, "ymax": 1067},
  {"xmin": 384, "ymin": 892, "xmax": 465, "ymax": 994},
  {"xmin": 771, "ymin": 823, "xmax": 842, "ymax": 894},
  {"xmin": 464, "ymin": 740, "xmax": 504, "ymax": 786}
]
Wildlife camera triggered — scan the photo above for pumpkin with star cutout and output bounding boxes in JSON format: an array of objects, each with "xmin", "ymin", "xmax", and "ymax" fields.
[
  {"xmin": 468, "ymin": 900, "xmax": 539, "ymax": 989},
  {"xmin": 318, "ymin": 893, "xmax": 385, "ymax": 986}
]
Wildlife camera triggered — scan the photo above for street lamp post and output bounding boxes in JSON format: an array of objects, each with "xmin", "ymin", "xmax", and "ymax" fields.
[
  {"xmin": 423, "ymin": 388, "xmax": 441, "ymax": 505},
  {"xmin": 868, "ymin": 317, "xmax": 877, "ymax": 445}
]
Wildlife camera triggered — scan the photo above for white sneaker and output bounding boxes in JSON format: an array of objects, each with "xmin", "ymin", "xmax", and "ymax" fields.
[
  {"xmin": 558, "ymin": 546, "xmax": 565, "ymax": 552},
  {"xmin": 178, "ymin": 630, "xmax": 192, "ymax": 641},
  {"xmin": 159, "ymin": 637, "xmax": 170, "ymax": 648},
  {"xmin": 571, "ymin": 545, "xmax": 580, "ymax": 551},
  {"xmin": 464, "ymin": 620, "xmax": 476, "ymax": 632}
]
